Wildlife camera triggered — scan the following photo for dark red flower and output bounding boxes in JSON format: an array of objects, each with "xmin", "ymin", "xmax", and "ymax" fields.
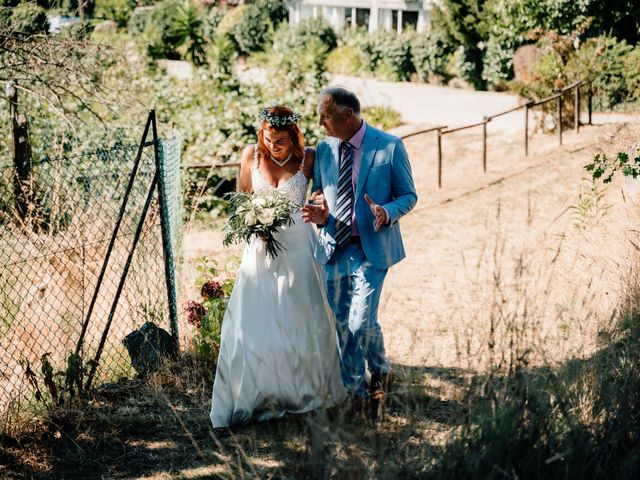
[
  {"xmin": 183, "ymin": 300, "xmax": 206, "ymax": 326},
  {"xmin": 201, "ymin": 280, "xmax": 224, "ymax": 300}
]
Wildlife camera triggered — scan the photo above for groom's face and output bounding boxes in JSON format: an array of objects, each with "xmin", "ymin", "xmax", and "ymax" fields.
[{"xmin": 318, "ymin": 96, "xmax": 349, "ymax": 140}]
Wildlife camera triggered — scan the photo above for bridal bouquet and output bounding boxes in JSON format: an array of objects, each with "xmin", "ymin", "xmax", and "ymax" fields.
[{"xmin": 223, "ymin": 191, "xmax": 298, "ymax": 258}]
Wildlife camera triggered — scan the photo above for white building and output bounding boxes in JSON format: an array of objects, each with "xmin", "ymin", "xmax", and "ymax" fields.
[{"xmin": 287, "ymin": 1, "xmax": 438, "ymax": 34}]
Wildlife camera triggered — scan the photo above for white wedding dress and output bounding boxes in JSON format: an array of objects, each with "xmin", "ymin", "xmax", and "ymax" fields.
[{"xmin": 210, "ymin": 150, "xmax": 346, "ymax": 428}]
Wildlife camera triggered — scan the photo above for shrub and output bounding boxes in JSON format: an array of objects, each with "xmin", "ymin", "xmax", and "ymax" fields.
[
  {"xmin": 272, "ymin": 18, "xmax": 337, "ymax": 57},
  {"xmin": 232, "ymin": 4, "xmax": 271, "ymax": 55},
  {"xmin": 216, "ymin": 4, "xmax": 247, "ymax": 39},
  {"xmin": 325, "ymin": 44, "xmax": 363, "ymax": 76},
  {"xmin": 259, "ymin": 0, "xmax": 287, "ymax": 26},
  {"xmin": 207, "ymin": 33, "xmax": 238, "ymax": 75},
  {"xmin": 569, "ymin": 36, "xmax": 633, "ymax": 110},
  {"xmin": 183, "ymin": 258, "xmax": 236, "ymax": 357},
  {"xmin": 411, "ymin": 31, "xmax": 455, "ymax": 82},
  {"xmin": 623, "ymin": 46, "xmax": 640, "ymax": 104},
  {"xmin": 201, "ymin": 5, "xmax": 223, "ymax": 40},
  {"xmin": 362, "ymin": 106, "xmax": 402, "ymax": 131},
  {"xmin": 360, "ymin": 30, "xmax": 414, "ymax": 81},
  {"xmin": 95, "ymin": 0, "xmax": 136, "ymax": 28},
  {"xmin": 432, "ymin": 0, "xmax": 488, "ymax": 89},
  {"xmin": 127, "ymin": 5, "xmax": 153, "ymax": 36},
  {"xmin": 133, "ymin": 0, "xmax": 208, "ymax": 65},
  {"xmin": 10, "ymin": 3, "xmax": 49, "ymax": 34},
  {"xmin": 171, "ymin": 0, "xmax": 207, "ymax": 65},
  {"xmin": 445, "ymin": 45, "xmax": 485, "ymax": 89}
]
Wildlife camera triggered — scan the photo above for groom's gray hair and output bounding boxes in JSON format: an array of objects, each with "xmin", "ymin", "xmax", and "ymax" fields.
[{"xmin": 320, "ymin": 86, "xmax": 361, "ymax": 116}]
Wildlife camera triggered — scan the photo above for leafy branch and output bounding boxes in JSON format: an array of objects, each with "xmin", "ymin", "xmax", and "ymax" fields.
[{"xmin": 585, "ymin": 150, "xmax": 640, "ymax": 183}]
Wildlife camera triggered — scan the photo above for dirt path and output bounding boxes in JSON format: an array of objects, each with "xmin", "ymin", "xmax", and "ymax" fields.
[
  {"xmin": 184, "ymin": 120, "xmax": 640, "ymax": 372},
  {"xmin": 382, "ymin": 122, "xmax": 640, "ymax": 370}
]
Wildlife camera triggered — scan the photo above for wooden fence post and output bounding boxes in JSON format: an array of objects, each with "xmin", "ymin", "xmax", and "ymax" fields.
[
  {"xmin": 557, "ymin": 94, "xmax": 563, "ymax": 146},
  {"xmin": 437, "ymin": 128, "xmax": 443, "ymax": 189},
  {"xmin": 7, "ymin": 80, "xmax": 32, "ymax": 220},
  {"xmin": 588, "ymin": 82, "xmax": 593, "ymax": 125},
  {"xmin": 524, "ymin": 103, "xmax": 529, "ymax": 156},
  {"xmin": 574, "ymin": 84, "xmax": 580, "ymax": 133},
  {"xmin": 482, "ymin": 117, "xmax": 488, "ymax": 173}
]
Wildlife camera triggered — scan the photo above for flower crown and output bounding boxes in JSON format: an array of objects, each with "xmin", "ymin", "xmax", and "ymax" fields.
[{"xmin": 258, "ymin": 107, "xmax": 301, "ymax": 127}]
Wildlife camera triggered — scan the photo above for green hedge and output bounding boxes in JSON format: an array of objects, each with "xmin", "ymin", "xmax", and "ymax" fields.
[
  {"xmin": 272, "ymin": 18, "xmax": 337, "ymax": 57},
  {"xmin": 9, "ymin": 3, "xmax": 49, "ymax": 34},
  {"xmin": 95, "ymin": 0, "xmax": 137, "ymax": 28},
  {"xmin": 411, "ymin": 31, "xmax": 455, "ymax": 82},
  {"xmin": 232, "ymin": 4, "xmax": 271, "ymax": 55}
]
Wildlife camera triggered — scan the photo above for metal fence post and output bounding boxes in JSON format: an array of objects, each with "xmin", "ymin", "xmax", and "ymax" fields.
[{"xmin": 152, "ymin": 110, "xmax": 180, "ymax": 348}]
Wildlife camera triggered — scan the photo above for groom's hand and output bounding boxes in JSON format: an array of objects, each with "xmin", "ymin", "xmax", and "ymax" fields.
[
  {"xmin": 301, "ymin": 190, "xmax": 329, "ymax": 225},
  {"xmin": 364, "ymin": 193, "xmax": 389, "ymax": 231}
]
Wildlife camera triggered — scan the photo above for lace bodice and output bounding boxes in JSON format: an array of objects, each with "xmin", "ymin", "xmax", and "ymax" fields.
[{"xmin": 251, "ymin": 145, "xmax": 309, "ymax": 206}]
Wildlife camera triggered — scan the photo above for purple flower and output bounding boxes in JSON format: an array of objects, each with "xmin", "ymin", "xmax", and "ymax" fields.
[
  {"xmin": 183, "ymin": 300, "xmax": 206, "ymax": 327},
  {"xmin": 201, "ymin": 280, "xmax": 224, "ymax": 300}
]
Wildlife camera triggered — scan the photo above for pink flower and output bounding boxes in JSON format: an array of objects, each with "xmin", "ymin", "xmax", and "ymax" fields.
[
  {"xmin": 201, "ymin": 280, "xmax": 224, "ymax": 300},
  {"xmin": 183, "ymin": 300, "xmax": 206, "ymax": 327}
]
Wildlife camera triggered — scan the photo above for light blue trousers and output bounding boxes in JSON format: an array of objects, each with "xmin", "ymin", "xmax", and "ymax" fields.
[{"xmin": 323, "ymin": 241, "xmax": 390, "ymax": 398}]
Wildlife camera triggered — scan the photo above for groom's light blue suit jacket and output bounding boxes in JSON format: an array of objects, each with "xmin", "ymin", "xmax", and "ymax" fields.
[{"xmin": 312, "ymin": 124, "xmax": 418, "ymax": 270}]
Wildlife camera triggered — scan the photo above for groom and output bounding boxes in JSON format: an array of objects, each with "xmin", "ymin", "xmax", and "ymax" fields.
[{"xmin": 301, "ymin": 86, "xmax": 417, "ymax": 417}]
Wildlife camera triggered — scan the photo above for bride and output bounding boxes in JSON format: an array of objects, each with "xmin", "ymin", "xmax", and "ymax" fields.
[{"xmin": 210, "ymin": 105, "xmax": 346, "ymax": 428}]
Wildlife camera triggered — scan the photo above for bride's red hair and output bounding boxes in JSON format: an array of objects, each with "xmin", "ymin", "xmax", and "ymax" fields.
[{"xmin": 257, "ymin": 106, "xmax": 305, "ymax": 165}]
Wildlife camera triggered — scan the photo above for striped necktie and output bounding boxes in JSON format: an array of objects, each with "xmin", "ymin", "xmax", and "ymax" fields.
[{"xmin": 334, "ymin": 141, "xmax": 353, "ymax": 247}]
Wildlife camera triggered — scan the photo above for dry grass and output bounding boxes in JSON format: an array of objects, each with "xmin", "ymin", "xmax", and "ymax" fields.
[{"xmin": 2, "ymin": 120, "xmax": 640, "ymax": 478}]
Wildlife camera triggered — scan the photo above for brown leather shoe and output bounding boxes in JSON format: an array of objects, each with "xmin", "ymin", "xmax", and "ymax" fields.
[{"xmin": 369, "ymin": 369, "xmax": 395, "ymax": 420}]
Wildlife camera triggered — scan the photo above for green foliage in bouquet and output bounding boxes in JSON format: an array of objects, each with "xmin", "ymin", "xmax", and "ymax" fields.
[{"xmin": 223, "ymin": 191, "xmax": 297, "ymax": 259}]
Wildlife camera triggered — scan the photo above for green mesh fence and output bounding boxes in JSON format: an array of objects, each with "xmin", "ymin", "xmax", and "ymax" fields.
[
  {"xmin": 0, "ymin": 122, "xmax": 183, "ymax": 434},
  {"xmin": 158, "ymin": 131, "xmax": 183, "ymax": 347}
]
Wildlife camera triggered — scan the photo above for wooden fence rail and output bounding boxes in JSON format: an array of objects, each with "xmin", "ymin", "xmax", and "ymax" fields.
[{"xmin": 183, "ymin": 80, "xmax": 593, "ymax": 191}]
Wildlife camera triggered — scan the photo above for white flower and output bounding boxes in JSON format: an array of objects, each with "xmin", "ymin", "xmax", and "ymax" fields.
[
  {"xmin": 244, "ymin": 210, "xmax": 257, "ymax": 226},
  {"xmin": 257, "ymin": 208, "xmax": 275, "ymax": 226},
  {"xmin": 236, "ymin": 204, "xmax": 247, "ymax": 215},
  {"xmin": 251, "ymin": 197, "xmax": 266, "ymax": 207}
]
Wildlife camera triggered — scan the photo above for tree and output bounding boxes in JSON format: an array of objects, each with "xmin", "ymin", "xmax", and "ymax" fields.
[{"xmin": 432, "ymin": 0, "xmax": 489, "ymax": 89}]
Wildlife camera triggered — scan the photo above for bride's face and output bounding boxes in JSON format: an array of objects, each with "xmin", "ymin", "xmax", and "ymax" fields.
[{"xmin": 263, "ymin": 128, "xmax": 292, "ymax": 160}]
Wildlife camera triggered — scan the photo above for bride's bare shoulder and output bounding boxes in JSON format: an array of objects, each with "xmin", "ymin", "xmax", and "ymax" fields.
[{"xmin": 241, "ymin": 144, "xmax": 256, "ymax": 166}]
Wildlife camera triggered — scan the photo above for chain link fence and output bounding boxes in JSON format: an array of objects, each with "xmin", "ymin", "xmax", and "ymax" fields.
[{"xmin": 0, "ymin": 117, "xmax": 182, "ymax": 434}]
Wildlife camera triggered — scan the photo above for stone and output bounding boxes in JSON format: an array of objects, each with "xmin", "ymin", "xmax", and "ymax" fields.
[{"xmin": 122, "ymin": 322, "xmax": 177, "ymax": 377}]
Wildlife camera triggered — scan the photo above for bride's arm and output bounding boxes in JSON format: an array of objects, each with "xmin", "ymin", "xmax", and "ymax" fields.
[
  {"xmin": 302, "ymin": 148, "xmax": 316, "ymax": 180},
  {"xmin": 237, "ymin": 145, "xmax": 254, "ymax": 193}
]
